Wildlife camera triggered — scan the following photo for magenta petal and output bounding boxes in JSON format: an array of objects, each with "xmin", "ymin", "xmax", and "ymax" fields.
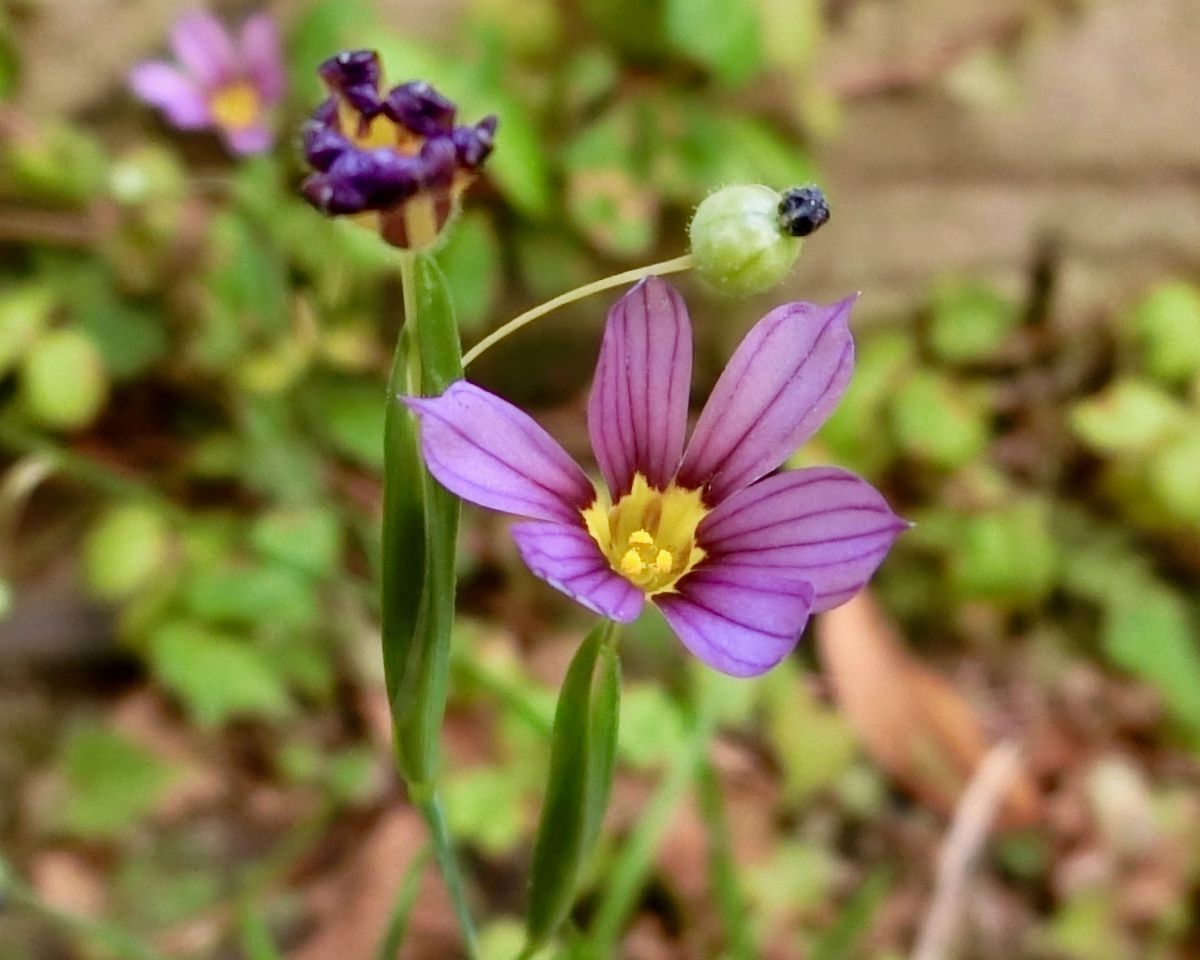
[
  {"xmin": 656, "ymin": 563, "xmax": 814, "ymax": 677},
  {"xmin": 170, "ymin": 10, "xmax": 237, "ymax": 88},
  {"xmin": 699, "ymin": 467, "xmax": 907, "ymax": 613},
  {"xmin": 221, "ymin": 124, "xmax": 274, "ymax": 155},
  {"xmin": 405, "ymin": 381, "xmax": 596, "ymax": 524},
  {"xmin": 677, "ymin": 296, "xmax": 856, "ymax": 504},
  {"xmin": 511, "ymin": 521, "xmax": 644, "ymax": 622},
  {"xmin": 128, "ymin": 61, "xmax": 211, "ymax": 128},
  {"xmin": 240, "ymin": 14, "xmax": 286, "ymax": 104},
  {"xmin": 587, "ymin": 278, "xmax": 692, "ymax": 498}
]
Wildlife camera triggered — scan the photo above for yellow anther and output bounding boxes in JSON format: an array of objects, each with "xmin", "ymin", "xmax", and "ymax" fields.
[
  {"xmin": 620, "ymin": 549, "xmax": 645, "ymax": 576},
  {"xmin": 629, "ymin": 529, "xmax": 655, "ymax": 546},
  {"xmin": 654, "ymin": 550, "xmax": 673, "ymax": 574}
]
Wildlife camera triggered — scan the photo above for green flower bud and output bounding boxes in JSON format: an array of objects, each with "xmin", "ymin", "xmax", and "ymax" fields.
[{"xmin": 688, "ymin": 184, "xmax": 830, "ymax": 297}]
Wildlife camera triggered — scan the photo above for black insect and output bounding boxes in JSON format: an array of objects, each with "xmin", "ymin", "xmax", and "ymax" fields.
[{"xmin": 777, "ymin": 185, "xmax": 831, "ymax": 238}]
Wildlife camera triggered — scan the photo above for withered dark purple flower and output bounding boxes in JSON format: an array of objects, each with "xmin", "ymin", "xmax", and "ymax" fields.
[{"xmin": 300, "ymin": 50, "xmax": 497, "ymax": 249}]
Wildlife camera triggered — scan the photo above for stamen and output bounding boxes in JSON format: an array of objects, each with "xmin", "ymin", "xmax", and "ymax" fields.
[
  {"xmin": 620, "ymin": 550, "xmax": 644, "ymax": 576},
  {"xmin": 654, "ymin": 550, "xmax": 673, "ymax": 573},
  {"xmin": 629, "ymin": 529, "xmax": 654, "ymax": 546}
]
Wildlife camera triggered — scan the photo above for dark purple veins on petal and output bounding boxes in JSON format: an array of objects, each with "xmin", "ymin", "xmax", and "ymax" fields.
[
  {"xmin": 697, "ymin": 466, "xmax": 907, "ymax": 613},
  {"xmin": 677, "ymin": 297, "xmax": 856, "ymax": 506},
  {"xmin": 586, "ymin": 277, "xmax": 692, "ymax": 498}
]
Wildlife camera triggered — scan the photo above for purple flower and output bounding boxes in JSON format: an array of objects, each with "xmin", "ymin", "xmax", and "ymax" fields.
[
  {"xmin": 299, "ymin": 50, "xmax": 497, "ymax": 249},
  {"xmin": 128, "ymin": 10, "xmax": 285, "ymax": 155},
  {"xmin": 405, "ymin": 279, "xmax": 908, "ymax": 677}
]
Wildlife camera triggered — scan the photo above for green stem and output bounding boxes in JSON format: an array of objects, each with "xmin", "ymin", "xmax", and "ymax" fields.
[
  {"xmin": 588, "ymin": 696, "xmax": 714, "ymax": 955},
  {"xmin": 696, "ymin": 758, "xmax": 756, "ymax": 960},
  {"xmin": 414, "ymin": 789, "xmax": 480, "ymax": 960},
  {"xmin": 375, "ymin": 845, "xmax": 432, "ymax": 960},
  {"xmin": 460, "ymin": 254, "xmax": 694, "ymax": 368}
]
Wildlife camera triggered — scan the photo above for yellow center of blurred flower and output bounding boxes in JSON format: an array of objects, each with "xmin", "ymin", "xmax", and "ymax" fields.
[
  {"xmin": 209, "ymin": 82, "xmax": 261, "ymax": 131},
  {"xmin": 582, "ymin": 474, "xmax": 708, "ymax": 595}
]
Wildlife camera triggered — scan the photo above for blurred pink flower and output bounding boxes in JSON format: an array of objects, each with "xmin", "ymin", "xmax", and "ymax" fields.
[{"xmin": 129, "ymin": 10, "xmax": 285, "ymax": 155}]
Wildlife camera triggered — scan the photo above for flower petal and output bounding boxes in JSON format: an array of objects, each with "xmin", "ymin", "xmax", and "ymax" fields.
[
  {"xmin": 511, "ymin": 521, "xmax": 644, "ymax": 622},
  {"xmin": 221, "ymin": 124, "xmax": 274, "ymax": 155},
  {"xmin": 656, "ymin": 562, "xmax": 814, "ymax": 677},
  {"xmin": 240, "ymin": 14, "xmax": 286, "ymax": 104},
  {"xmin": 587, "ymin": 277, "xmax": 692, "ymax": 499},
  {"xmin": 170, "ymin": 11, "xmax": 238, "ymax": 88},
  {"xmin": 128, "ymin": 61, "xmax": 211, "ymax": 129},
  {"xmin": 405, "ymin": 381, "xmax": 596, "ymax": 523},
  {"xmin": 677, "ymin": 296, "xmax": 856, "ymax": 504},
  {"xmin": 698, "ymin": 467, "xmax": 907, "ymax": 613}
]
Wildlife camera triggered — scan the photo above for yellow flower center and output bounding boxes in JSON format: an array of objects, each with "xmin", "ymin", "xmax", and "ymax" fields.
[
  {"xmin": 582, "ymin": 474, "xmax": 708, "ymax": 596},
  {"xmin": 209, "ymin": 82, "xmax": 262, "ymax": 132}
]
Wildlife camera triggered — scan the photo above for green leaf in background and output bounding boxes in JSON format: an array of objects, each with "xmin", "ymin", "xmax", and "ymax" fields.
[
  {"xmin": 240, "ymin": 396, "xmax": 325, "ymax": 503},
  {"xmin": 758, "ymin": 0, "xmax": 822, "ymax": 72},
  {"xmin": 1148, "ymin": 426, "xmax": 1200, "ymax": 524},
  {"xmin": 565, "ymin": 105, "xmax": 659, "ymax": 258},
  {"xmin": 1102, "ymin": 583, "xmax": 1200, "ymax": 737},
  {"xmin": 184, "ymin": 565, "xmax": 318, "ymax": 632},
  {"xmin": 666, "ymin": 0, "xmax": 762, "ymax": 86},
  {"xmin": 4, "ymin": 122, "xmax": 108, "ymax": 203},
  {"xmin": 1128, "ymin": 280, "xmax": 1200, "ymax": 385},
  {"xmin": 1070, "ymin": 379, "xmax": 1186, "ymax": 456},
  {"xmin": 304, "ymin": 374, "xmax": 388, "ymax": 470},
  {"xmin": 250, "ymin": 507, "xmax": 342, "ymax": 579},
  {"xmin": 56, "ymin": 725, "xmax": 176, "ymax": 839},
  {"xmin": 819, "ymin": 331, "xmax": 915, "ymax": 476},
  {"xmin": 0, "ymin": 284, "xmax": 53, "ymax": 376},
  {"xmin": 525, "ymin": 623, "xmax": 621, "ymax": 951},
  {"xmin": 150, "ymin": 622, "xmax": 291, "ymax": 727},
  {"xmin": 436, "ymin": 212, "xmax": 502, "ymax": 335},
  {"xmin": 19, "ymin": 328, "xmax": 109, "ymax": 431},
  {"xmin": 445, "ymin": 765, "xmax": 527, "ymax": 855},
  {"xmin": 617, "ymin": 685, "xmax": 686, "ymax": 770},
  {"xmin": 581, "ymin": 0, "xmax": 669, "ymax": 61},
  {"xmin": 889, "ymin": 369, "xmax": 989, "ymax": 469},
  {"xmin": 951, "ymin": 499, "xmax": 1061, "ymax": 605},
  {"xmin": 82, "ymin": 503, "xmax": 171, "ymax": 601},
  {"xmin": 53, "ymin": 260, "xmax": 169, "ymax": 380},
  {"xmin": 387, "ymin": 254, "xmax": 463, "ymax": 786},
  {"xmin": 762, "ymin": 662, "xmax": 858, "ymax": 803},
  {"xmin": 928, "ymin": 278, "xmax": 1021, "ymax": 364}
]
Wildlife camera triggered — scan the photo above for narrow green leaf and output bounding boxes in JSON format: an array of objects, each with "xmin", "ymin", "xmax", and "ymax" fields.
[
  {"xmin": 238, "ymin": 905, "xmax": 284, "ymax": 960},
  {"xmin": 809, "ymin": 867, "xmax": 893, "ymax": 960},
  {"xmin": 374, "ymin": 846, "xmax": 432, "ymax": 960},
  {"xmin": 384, "ymin": 253, "xmax": 463, "ymax": 786},
  {"xmin": 526, "ymin": 623, "xmax": 621, "ymax": 949}
]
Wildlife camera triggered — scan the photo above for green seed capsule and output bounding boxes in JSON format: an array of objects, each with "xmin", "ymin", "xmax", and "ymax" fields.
[{"xmin": 689, "ymin": 184, "xmax": 830, "ymax": 297}]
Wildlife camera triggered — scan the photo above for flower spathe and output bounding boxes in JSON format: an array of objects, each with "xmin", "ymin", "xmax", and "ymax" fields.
[
  {"xmin": 128, "ymin": 10, "xmax": 285, "ymax": 155},
  {"xmin": 405, "ymin": 279, "xmax": 908, "ymax": 677},
  {"xmin": 300, "ymin": 50, "xmax": 497, "ymax": 249}
]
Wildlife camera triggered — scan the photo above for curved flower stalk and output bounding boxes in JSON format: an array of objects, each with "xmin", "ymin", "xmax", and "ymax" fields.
[
  {"xmin": 300, "ymin": 50, "xmax": 497, "ymax": 249},
  {"xmin": 129, "ymin": 10, "xmax": 284, "ymax": 155},
  {"xmin": 407, "ymin": 278, "xmax": 908, "ymax": 677}
]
